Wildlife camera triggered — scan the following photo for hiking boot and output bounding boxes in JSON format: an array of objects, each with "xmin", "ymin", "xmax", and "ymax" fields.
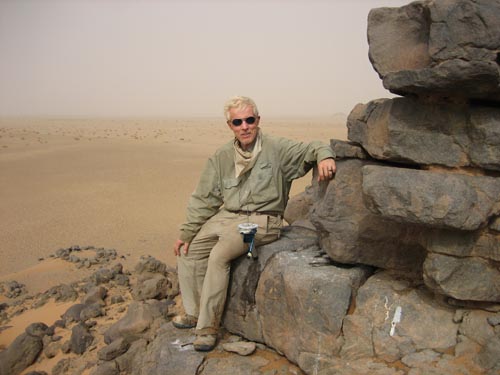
[
  {"xmin": 172, "ymin": 314, "xmax": 197, "ymax": 329},
  {"xmin": 193, "ymin": 334, "xmax": 217, "ymax": 352}
]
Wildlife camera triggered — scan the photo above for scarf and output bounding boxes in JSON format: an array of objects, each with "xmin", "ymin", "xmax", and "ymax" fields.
[{"xmin": 233, "ymin": 130, "xmax": 262, "ymax": 178}]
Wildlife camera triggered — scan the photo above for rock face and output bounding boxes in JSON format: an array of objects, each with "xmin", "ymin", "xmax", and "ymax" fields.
[
  {"xmin": 368, "ymin": 0, "xmax": 500, "ymax": 101},
  {"xmin": 221, "ymin": 0, "xmax": 499, "ymax": 373}
]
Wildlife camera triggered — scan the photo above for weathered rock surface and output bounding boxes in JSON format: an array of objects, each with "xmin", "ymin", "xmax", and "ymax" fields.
[
  {"xmin": 104, "ymin": 300, "xmax": 167, "ymax": 344},
  {"xmin": 223, "ymin": 226, "xmax": 320, "ymax": 342},
  {"xmin": 368, "ymin": 0, "xmax": 500, "ymax": 101},
  {"xmin": 257, "ymin": 249, "xmax": 371, "ymax": 365},
  {"xmin": 222, "ymin": 341, "xmax": 256, "ymax": 356},
  {"xmin": 424, "ymin": 253, "xmax": 500, "ymax": 302},
  {"xmin": 309, "ymin": 158, "xmax": 427, "ymax": 272},
  {"xmin": 131, "ymin": 323, "xmax": 205, "ymax": 375},
  {"xmin": 0, "ymin": 323, "xmax": 48, "ymax": 375},
  {"xmin": 362, "ymin": 165, "xmax": 500, "ymax": 230},
  {"xmin": 70, "ymin": 323, "xmax": 94, "ymax": 354},
  {"xmin": 347, "ymin": 97, "xmax": 500, "ymax": 171}
]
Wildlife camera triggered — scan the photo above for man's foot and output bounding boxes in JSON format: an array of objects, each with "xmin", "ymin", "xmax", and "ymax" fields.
[
  {"xmin": 193, "ymin": 334, "xmax": 217, "ymax": 352},
  {"xmin": 172, "ymin": 314, "xmax": 198, "ymax": 329}
]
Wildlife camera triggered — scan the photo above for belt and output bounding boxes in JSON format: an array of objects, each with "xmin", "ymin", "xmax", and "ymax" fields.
[{"xmin": 232, "ymin": 210, "xmax": 282, "ymax": 218}]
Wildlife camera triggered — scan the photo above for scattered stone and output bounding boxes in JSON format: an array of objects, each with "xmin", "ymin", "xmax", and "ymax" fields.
[
  {"xmin": 222, "ymin": 341, "xmax": 256, "ymax": 356},
  {"xmin": 44, "ymin": 341, "xmax": 61, "ymax": 359},
  {"xmin": 0, "ymin": 325, "xmax": 45, "ymax": 375},
  {"xmin": 80, "ymin": 303, "xmax": 104, "ymax": 321},
  {"xmin": 82, "ymin": 286, "xmax": 107, "ymax": 305},
  {"xmin": 62, "ymin": 303, "xmax": 86, "ymax": 323},
  {"xmin": 91, "ymin": 268, "xmax": 114, "ymax": 285},
  {"xmin": 47, "ymin": 284, "xmax": 78, "ymax": 302},
  {"xmin": 110, "ymin": 295, "xmax": 125, "ymax": 305},
  {"xmin": 104, "ymin": 300, "xmax": 166, "ymax": 344},
  {"xmin": 70, "ymin": 323, "xmax": 94, "ymax": 354},
  {"xmin": 52, "ymin": 358, "xmax": 71, "ymax": 375},
  {"xmin": 61, "ymin": 339, "xmax": 71, "ymax": 354},
  {"xmin": 131, "ymin": 275, "xmax": 175, "ymax": 301},
  {"xmin": 113, "ymin": 274, "xmax": 130, "ymax": 287},
  {"xmin": 98, "ymin": 337, "xmax": 130, "ymax": 361},
  {"xmin": 0, "ymin": 280, "xmax": 27, "ymax": 298},
  {"xmin": 134, "ymin": 255, "xmax": 167, "ymax": 275},
  {"xmin": 26, "ymin": 322, "xmax": 49, "ymax": 338},
  {"xmin": 90, "ymin": 361, "xmax": 119, "ymax": 375}
]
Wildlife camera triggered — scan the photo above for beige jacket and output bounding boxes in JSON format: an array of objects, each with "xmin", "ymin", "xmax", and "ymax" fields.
[{"xmin": 179, "ymin": 133, "xmax": 334, "ymax": 242}]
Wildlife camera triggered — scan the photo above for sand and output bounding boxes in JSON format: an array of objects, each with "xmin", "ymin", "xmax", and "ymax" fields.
[{"xmin": 0, "ymin": 116, "xmax": 347, "ymax": 352}]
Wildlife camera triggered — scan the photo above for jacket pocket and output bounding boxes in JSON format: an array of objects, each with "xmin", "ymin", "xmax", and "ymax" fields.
[{"xmin": 250, "ymin": 163, "xmax": 279, "ymax": 202}]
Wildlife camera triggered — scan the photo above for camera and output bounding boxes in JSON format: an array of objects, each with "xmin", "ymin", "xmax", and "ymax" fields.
[{"xmin": 238, "ymin": 222, "xmax": 258, "ymax": 259}]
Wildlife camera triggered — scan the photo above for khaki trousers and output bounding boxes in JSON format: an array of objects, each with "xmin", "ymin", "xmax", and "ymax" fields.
[{"xmin": 177, "ymin": 209, "xmax": 281, "ymax": 335}]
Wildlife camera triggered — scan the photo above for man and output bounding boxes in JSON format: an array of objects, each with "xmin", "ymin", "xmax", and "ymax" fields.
[{"xmin": 172, "ymin": 96, "xmax": 336, "ymax": 351}]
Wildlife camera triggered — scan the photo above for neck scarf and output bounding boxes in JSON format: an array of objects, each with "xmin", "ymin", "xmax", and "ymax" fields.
[{"xmin": 233, "ymin": 130, "xmax": 262, "ymax": 178}]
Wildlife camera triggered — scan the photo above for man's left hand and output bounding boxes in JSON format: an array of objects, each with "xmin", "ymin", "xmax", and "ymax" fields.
[{"xmin": 318, "ymin": 158, "xmax": 336, "ymax": 181}]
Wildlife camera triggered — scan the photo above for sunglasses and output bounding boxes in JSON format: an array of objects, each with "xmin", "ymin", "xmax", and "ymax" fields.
[{"xmin": 230, "ymin": 116, "xmax": 257, "ymax": 126}]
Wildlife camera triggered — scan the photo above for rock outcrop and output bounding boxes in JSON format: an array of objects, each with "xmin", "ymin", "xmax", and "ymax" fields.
[{"xmin": 224, "ymin": 1, "xmax": 500, "ymax": 374}]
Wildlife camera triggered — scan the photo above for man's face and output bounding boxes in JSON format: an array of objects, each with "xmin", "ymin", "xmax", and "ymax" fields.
[{"xmin": 227, "ymin": 105, "xmax": 260, "ymax": 151}]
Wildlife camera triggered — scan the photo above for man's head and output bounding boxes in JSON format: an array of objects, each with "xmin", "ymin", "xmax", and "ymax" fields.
[{"xmin": 224, "ymin": 96, "xmax": 260, "ymax": 151}]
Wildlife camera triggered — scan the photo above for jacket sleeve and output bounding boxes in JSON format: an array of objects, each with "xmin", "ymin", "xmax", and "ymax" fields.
[
  {"xmin": 179, "ymin": 157, "xmax": 223, "ymax": 243},
  {"xmin": 276, "ymin": 138, "xmax": 335, "ymax": 181}
]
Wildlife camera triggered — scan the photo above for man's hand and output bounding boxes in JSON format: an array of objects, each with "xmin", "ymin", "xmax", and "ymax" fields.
[
  {"xmin": 318, "ymin": 158, "xmax": 337, "ymax": 181},
  {"xmin": 174, "ymin": 239, "xmax": 190, "ymax": 256}
]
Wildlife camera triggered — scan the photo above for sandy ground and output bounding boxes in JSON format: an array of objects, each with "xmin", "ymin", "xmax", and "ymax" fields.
[{"xmin": 0, "ymin": 116, "xmax": 346, "ymax": 352}]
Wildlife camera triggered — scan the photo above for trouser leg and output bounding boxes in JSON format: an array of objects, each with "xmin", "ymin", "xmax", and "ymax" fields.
[
  {"xmin": 196, "ymin": 224, "xmax": 246, "ymax": 334},
  {"xmin": 178, "ymin": 210, "xmax": 282, "ymax": 334},
  {"xmin": 177, "ymin": 222, "xmax": 218, "ymax": 318}
]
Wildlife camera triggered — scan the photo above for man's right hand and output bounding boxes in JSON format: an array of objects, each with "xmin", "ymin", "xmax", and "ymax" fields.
[{"xmin": 174, "ymin": 239, "xmax": 190, "ymax": 256}]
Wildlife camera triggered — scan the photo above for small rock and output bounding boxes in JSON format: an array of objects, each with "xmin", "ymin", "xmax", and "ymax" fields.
[
  {"xmin": 222, "ymin": 341, "xmax": 256, "ymax": 356},
  {"xmin": 61, "ymin": 339, "xmax": 71, "ymax": 353},
  {"xmin": 98, "ymin": 337, "xmax": 130, "ymax": 361},
  {"xmin": 110, "ymin": 295, "xmax": 125, "ymax": 304},
  {"xmin": 114, "ymin": 274, "xmax": 130, "ymax": 287},
  {"xmin": 82, "ymin": 286, "xmax": 107, "ymax": 305},
  {"xmin": 92, "ymin": 268, "xmax": 114, "ymax": 284},
  {"xmin": 26, "ymin": 322, "xmax": 49, "ymax": 338},
  {"xmin": 70, "ymin": 323, "xmax": 94, "ymax": 354},
  {"xmin": 52, "ymin": 358, "xmax": 71, "ymax": 375},
  {"xmin": 47, "ymin": 284, "xmax": 78, "ymax": 302},
  {"xmin": 90, "ymin": 360, "xmax": 119, "ymax": 375},
  {"xmin": 80, "ymin": 303, "xmax": 104, "ymax": 321},
  {"xmin": 44, "ymin": 341, "xmax": 61, "ymax": 358},
  {"xmin": 487, "ymin": 315, "xmax": 500, "ymax": 326},
  {"xmin": 63, "ymin": 303, "xmax": 86, "ymax": 323}
]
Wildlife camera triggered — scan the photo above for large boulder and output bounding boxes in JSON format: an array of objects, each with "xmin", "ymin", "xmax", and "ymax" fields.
[
  {"xmin": 309, "ymin": 158, "xmax": 427, "ymax": 272},
  {"xmin": 341, "ymin": 271, "xmax": 458, "ymax": 362},
  {"xmin": 361, "ymin": 165, "xmax": 500, "ymax": 230},
  {"xmin": 126, "ymin": 323, "xmax": 205, "ymax": 375},
  {"xmin": 223, "ymin": 226, "xmax": 320, "ymax": 342},
  {"xmin": 423, "ymin": 253, "xmax": 500, "ymax": 302},
  {"xmin": 256, "ymin": 248, "xmax": 371, "ymax": 365},
  {"xmin": 0, "ymin": 323, "xmax": 48, "ymax": 375},
  {"xmin": 104, "ymin": 300, "xmax": 167, "ymax": 344},
  {"xmin": 347, "ymin": 97, "xmax": 500, "ymax": 171},
  {"xmin": 368, "ymin": 0, "xmax": 500, "ymax": 101}
]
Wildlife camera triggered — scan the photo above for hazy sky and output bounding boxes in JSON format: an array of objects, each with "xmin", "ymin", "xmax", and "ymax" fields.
[{"xmin": 0, "ymin": 0, "xmax": 409, "ymax": 118}]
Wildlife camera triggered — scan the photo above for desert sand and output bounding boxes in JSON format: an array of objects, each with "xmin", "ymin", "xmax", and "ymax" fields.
[{"xmin": 0, "ymin": 116, "xmax": 346, "ymax": 354}]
